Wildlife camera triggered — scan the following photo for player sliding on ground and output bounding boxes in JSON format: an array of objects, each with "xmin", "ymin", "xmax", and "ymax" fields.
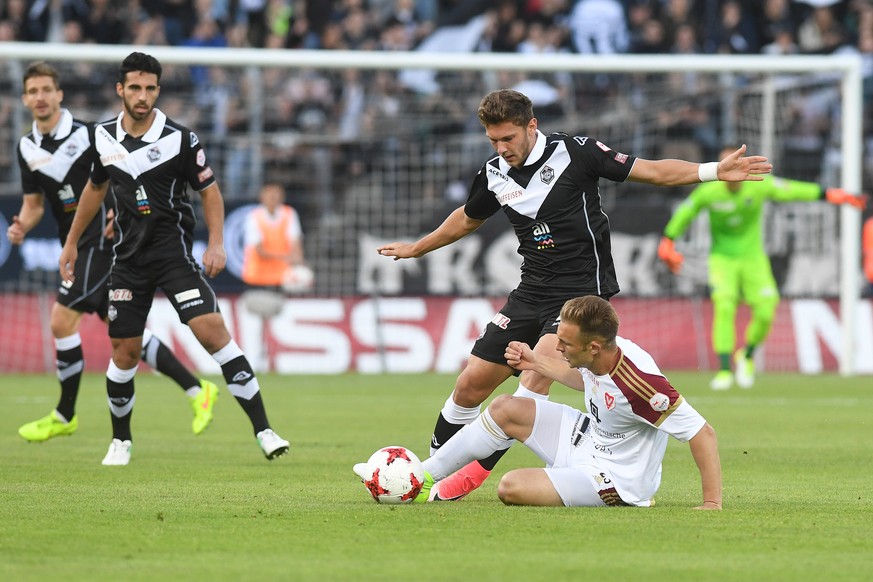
[
  {"xmin": 377, "ymin": 89, "xmax": 767, "ymax": 501},
  {"xmin": 355, "ymin": 296, "xmax": 722, "ymax": 508}
]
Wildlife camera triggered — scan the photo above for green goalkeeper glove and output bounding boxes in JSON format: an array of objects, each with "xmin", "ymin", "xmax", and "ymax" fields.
[
  {"xmin": 658, "ymin": 237, "xmax": 684, "ymax": 274},
  {"xmin": 825, "ymin": 187, "xmax": 867, "ymax": 210}
]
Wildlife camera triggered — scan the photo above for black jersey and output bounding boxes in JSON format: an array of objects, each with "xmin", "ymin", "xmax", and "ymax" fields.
[
  {"xmin": 89, "ymin": 109, "xmax": 216, "ymax": 263},
  {"xmin": 464, "ymin": 131, "xmax": 636, "ymax": 301},
  {"xmin": 17, "ymin": 108, "xmax": 111, "ymax": 250}
]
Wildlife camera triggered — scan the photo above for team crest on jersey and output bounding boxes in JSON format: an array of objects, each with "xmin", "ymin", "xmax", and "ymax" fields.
[
  {"xmin": 540, "ymin": 165, "xmax": 555, "ymax": 184},
  {"xmin": 147, "ymin": 146, "xmax": 161, "ymax": 162},
  {"xmin": 65, "ymin": 142, "xmax": 79, "ymax": 157},
  {"xmin": 532, "ymin": 222, "xmax": 554, "ymax": 250},
  {"xmin": 190, "ymin": 132, "xmax": 200, "ymax": 147},
  {"xmin": 604, "ymin": 391, "xmax": 616, "ymax": 410}
]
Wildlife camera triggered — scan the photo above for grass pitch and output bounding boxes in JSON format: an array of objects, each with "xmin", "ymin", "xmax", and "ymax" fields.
[{"xmin": 1, "ymin": 371, "xmax": 872, "ymax": 581}]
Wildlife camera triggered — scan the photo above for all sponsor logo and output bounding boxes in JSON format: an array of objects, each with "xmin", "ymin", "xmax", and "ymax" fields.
[
  {"xmin": 487, "ymin": 166, "xmax": 509, "ymax": 181},
  {"xmin": 197, "ymin": 167, "xmax": 213, "ymax": 182},
  {"xmin": 614, "ymin": 152, "xmax": 628, "ymax": 164},
  {"xmin": 196, "ymin": 150, "xmax": 206, "ymax": 167},
  {"xmin": 532, "ymin": 221, "xmax": 554, "ymax": 250},
  {"xmin": 596, "ymin": 140, "xmax": 611, "ymax": 152},
  {"xmin": 232, "ymin": 370, "xmax": 252, "ymax": 383},
  {"xmin": 174, "ymin": 289, "xmax": 201, "ymax": 303},
  {"xmin": 190, "ymin": 132, "xmax": 200, "ymax": 147},
  {"xmin": 540, "ymin": 165, "xmax": 555, "ymax": 184},
  {"xmin": 496, "ymin": 189, "xmax": 523, "ymax": 204},
  {"xmin": 649, "ymin": 392, "xmax": 670, "ymax": 411}
]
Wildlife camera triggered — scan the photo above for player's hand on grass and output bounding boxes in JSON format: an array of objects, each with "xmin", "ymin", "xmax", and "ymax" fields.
[
  {"xmin": 6, "ymin": 215, "xmax": 25, "ymax": 245},
  {"xmin": 59, "ymin": 244, "xmax": 78, "ymax": 282},
  {"xmin": 825, "ymin": 187, "xmax": 867, "ymax": 210},
  {"xmin": 657, "ymin": 237, "xmax": 684, "ymax": 274},
  {"xmin": 377, "ymin": 242, "xmax": 417, "ymax": 260},
  {"xmin": 202, "ymin": 244, "xmax": 227, "ymax": 277},
  {"xmin": 718, "ymin": 144, "xmax": 772, "ymax": 182}
]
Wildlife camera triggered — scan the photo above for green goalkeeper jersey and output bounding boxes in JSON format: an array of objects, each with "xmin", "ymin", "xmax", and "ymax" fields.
[{"xmin": 663, "ymin": 176, "xmax": 824, "ymax": 258}]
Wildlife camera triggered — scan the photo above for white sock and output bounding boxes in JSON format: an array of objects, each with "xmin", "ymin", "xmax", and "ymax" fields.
[
  {"xmin": 423, "ymin": 409, "xmax": 511, "ymax": 480},
  {"xmin": 514, "ymin": 382, "xmax": 549, "ymax": 400},
  {"xmin": 440, "ymin": 396, "xmax": 480, "ymax": 424}
]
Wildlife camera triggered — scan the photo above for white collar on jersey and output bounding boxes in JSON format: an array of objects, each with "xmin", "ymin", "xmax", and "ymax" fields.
[
  {"xmin": 32, "ymin": 108, "xmax": 73, "ymax": 146},
  {"xmin": 498, "ymin": 129, "xmax": 546, "ymax": 173},
  {"xmin": 115, "ymin": 108, "xmax": 167, "ymax": 143}
]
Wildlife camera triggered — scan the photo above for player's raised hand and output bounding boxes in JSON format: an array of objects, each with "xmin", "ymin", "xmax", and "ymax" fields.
[
  {"xmin": 505, "ymin": 340, "xmax": 536, "ymax": 370},
  {"xmin": 202, "ymin": 243, "xmax": 227, "ymax": 278},
  {"xmin": 6, "ymin": 215, "xmax": 25, "ymax": 245},
  {"xmin": 59, "ymin": 243, "xmax": 78, "ymax": 283},
  {"xmin": 717, "ymin": 144, "xmax": 772, "ymax": 182},
  {"xmin": 377, "ymin": 242, "xmax": 417, "ymax": 260}
]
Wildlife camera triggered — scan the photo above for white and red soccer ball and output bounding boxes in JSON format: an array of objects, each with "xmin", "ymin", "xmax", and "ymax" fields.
[{"xmin": 361, "ymin": 446, "xmax": 424, "ymax": 504}]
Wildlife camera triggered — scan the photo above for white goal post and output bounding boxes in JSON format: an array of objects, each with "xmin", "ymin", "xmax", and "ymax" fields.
[{"xmin": 0, "ymin": 43, "xmax": 863, "ymax": 375}]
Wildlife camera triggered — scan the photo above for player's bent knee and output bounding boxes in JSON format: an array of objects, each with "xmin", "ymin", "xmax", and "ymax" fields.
[{"xmin": 497, "ymin": 472, "xmax": 523, "ymax": 505}]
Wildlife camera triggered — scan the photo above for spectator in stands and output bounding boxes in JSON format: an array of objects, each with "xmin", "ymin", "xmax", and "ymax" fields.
[
  {"xmin": 797, "ymin": 6, "xmax": 848, "ymax": 54},
  {"xmin": 568, "ymin": 0, "xmax": 628, "ymax": 53},
  {"xmin": 658, "ymin": 146, "xmax": 866, "ymax": 390},
  {"xmin": 80, "ymin": 0, "xmax": 126, "ymax": 44},
  {"xmin": 707, "ymin": 0, "xmax": 758, "ymax": 54}
]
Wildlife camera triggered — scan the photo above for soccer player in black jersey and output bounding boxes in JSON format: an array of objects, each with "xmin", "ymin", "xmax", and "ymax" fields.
[
  {"xmin": 10, "ymin": 61, "xmax": 218, "ymax": 444},
  {"xmin": 57, "ymin": 53, "xmax": 289, "ymax": 465},
  {"xmin": 376, "ymin": 89, "xmax": 770, "ymax": 501}
]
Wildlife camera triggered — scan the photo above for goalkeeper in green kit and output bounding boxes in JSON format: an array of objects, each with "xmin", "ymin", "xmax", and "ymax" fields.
[{"xmin": 658, "ymin": 146, "xmax": 866, "ymax": 390}]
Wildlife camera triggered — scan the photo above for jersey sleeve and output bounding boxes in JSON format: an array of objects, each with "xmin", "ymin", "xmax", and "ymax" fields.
[
  {"xmin": 565, "ymin": 136, "xmax": 636, "ymax": 183},
  {"xmin": 764, "ymin": 176, "xmax": 824, "ymax": 203},
  {"xmin": 463, "ymin": 164, "xmax": 501, "ymax": 220},
  {"xmin": 17, "ymin": 142, "xmax": 39, "ymax": 194},
  {"xmin": 657, "ymin": 399, "xmax": 707, "ymax": 442},
  {"xmin": 185, "ymin": 130, "xmax": 217, "ymax": 191},
  {"xmin": 88, "ymin": 124, "xmax": 110, "ymax": 186},
  {"xmin": 663, "ymin": 186, "xmax": 709, "ymax": 239}
]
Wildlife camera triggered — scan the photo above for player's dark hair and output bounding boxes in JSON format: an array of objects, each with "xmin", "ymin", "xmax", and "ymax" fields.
[
  {"xmin": 560, "ymin": 296, "xmax": 619, "ymax": 346},
  {"xmin": 119, "ymin": 52, "xmax": 162, "ymax": 84},
  {"xmin": 23, "ymin": 61, "xmax": 60, "ymax": 92},
  {"xmin": 477, "ymin": 89, "xmax": 534, "ymax": 128}
]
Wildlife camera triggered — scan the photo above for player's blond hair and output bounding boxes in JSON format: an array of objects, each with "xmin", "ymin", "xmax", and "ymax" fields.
[
  {"xmin": 560, "ymin": 296, "xmax": 619, "ymax": 347},
  {"xmin": 477, "ymin": 89, "xmax": 534, "ymax": 128}
]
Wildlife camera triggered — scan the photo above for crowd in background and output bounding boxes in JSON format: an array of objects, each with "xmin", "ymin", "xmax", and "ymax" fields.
[{"xmin": 0, "ymin": 0, "xmax": 871, "ymax": 57}]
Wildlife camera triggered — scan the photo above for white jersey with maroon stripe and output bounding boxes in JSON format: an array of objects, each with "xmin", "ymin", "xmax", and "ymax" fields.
[{"xmin": 576, "ymin": 336, "xmax": 707, "ymax": 506}]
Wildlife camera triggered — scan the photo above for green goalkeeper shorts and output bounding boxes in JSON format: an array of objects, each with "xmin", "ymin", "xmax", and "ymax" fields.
[{"xmin": 707, "ymin": 252, "xmax": 779, "ymax": 306}]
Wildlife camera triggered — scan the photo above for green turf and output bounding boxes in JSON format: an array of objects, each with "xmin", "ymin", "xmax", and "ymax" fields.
[{"xmin": 1, "ymin": 371, "xmax": 872, "ymax": 581}]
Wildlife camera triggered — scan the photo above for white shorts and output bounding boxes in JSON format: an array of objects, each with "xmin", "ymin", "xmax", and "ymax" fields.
[{"xmin": 524, "ymin": 400, "xmax": 628, "ymax": 507}]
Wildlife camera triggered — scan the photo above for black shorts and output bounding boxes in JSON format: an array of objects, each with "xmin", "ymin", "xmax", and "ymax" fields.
[
  {"xmin": 471, "ymin": 290, "xmax": 573, "ymax": 366},
  {"xmin": 57, "ymin": 246, "xmax": 112, "ymax": 319},
  {"xmin": 107, "ymin": 255, "xmax": 219, "ymax": 339}
]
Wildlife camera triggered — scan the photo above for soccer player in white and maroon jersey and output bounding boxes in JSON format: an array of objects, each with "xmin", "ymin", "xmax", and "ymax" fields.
[
  {"xmin": 411, "ymin": 296, "xmax": 722, "ymax": 509},
  {"xmin": 377, "ymin": 89, "xmax": 764, "ymax": 501}
]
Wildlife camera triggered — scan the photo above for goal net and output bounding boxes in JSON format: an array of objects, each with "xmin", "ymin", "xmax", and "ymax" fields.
[{"xmin": 0, "ymin": 44, "xmax": 864, "ymax": 375}]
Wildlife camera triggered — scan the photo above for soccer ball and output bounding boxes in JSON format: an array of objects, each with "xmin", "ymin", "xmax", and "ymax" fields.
[
  {"xmin": 361, "ymin": 446, "xmax": 424, "ymax": 504},
  {"xmin": 281, "ymin": 264, "xmax": 314, "ymax": 294}
]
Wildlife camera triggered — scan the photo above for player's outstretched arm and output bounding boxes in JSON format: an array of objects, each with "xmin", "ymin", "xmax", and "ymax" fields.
[
  {"xmin": 689, "ymin": 422, "xmax": 723, "ymax": 510},
  {"xmin": 6, "ymin": 193, "xmax": 45, "ymax": 245},
  {"xmin": 59, "ymin": 179, "xmax": 108, "ymax": 282},
  {"xmin": 199, "ymin": 183, "xmax": 227, "ymax": 278},
  {"xmin": 628, "ymin": 144, "xmax": 772, "ymax": 186},
  {"xmin": 505, "ymin": 341, "xmax": 583, "ymax": 390},
  {"xmin": 377, "ymin": 206, "xmax": 485, "ymax": 260}
]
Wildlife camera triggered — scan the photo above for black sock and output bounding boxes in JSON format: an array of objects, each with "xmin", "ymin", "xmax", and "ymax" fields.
[
  {"xmin": 221, "ymin": 355, "xmax": 269, "ymax": 434},
  {"xmin": 107, "ymin": 379, "xmax": 135, "ymax": 441},
  {"xmin": 142, "ymin": 333, "xmax": 199, "ymax": 392},
  {"xmin": 56, "ymin": 342, "xmax": 84, "ymax": 420},
  {"xmin": 430, "ymin": 413, "xmax": 465, "ymax": 453}
]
